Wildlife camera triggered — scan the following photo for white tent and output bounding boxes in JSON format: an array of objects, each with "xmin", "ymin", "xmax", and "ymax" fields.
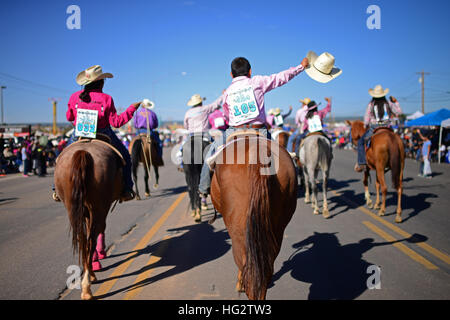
[
  {"xmin": 406, "ymin": 111, "xmax": 424, "ymax": 120},
  {"xmin": 438, "ymin": 118, "xmax": 450, "ymax": 163}
]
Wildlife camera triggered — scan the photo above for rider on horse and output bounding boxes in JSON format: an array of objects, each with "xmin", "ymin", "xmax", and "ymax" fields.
[
  {"xmin": 198, "ymin": 56, "xmax": 310, "ymax": 196},
  {"xmin": 287, "ymin": 97, "xmax": 309, "ymax": 153},
  {"xmin": 267, "ymin": 106, "xmax": 293, "ymax": 129},
  {"xmin": 354, "ymin": 84, "xmax": 402, "ymax": 172},
  {"xmin": 65, "ymin": 65, "xmax": 141, "ymax": 201},
  {"xmin": 133, "ymin": 104, "xmax": 163, "ymax": 158}
]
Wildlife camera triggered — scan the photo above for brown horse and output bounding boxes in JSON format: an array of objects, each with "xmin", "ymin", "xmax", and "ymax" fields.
[
  {"xmin": 210, "ymin": 134, "xmax": 297, "ymax": 299},
  {"xmin": 54, "ymin": 139, "xmax": 124, "ymax": 299},
  {"xmin": 129, "ymin": 134, "xmax": 164, "ymax": 200},
  {"xmin": 346, "ymin": 120, "xmax": 405, "ymax": 223},
  {"xmin": 273, "ymin": 129, "xmax": 291, "ymax": 149}
]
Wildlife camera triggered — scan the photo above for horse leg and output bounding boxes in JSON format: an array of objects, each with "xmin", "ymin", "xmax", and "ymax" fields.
[
  {"xmin": 304, "ymin": 169, "xmax": 310, "ymax": 204},
  {"xmin": 311, "ymin": 169, "xmax": 319, "ymax": 215},
  {"xmin": 374, "ymin": 175, "xmax": 381, "ymax": 210},
  {"xmin": 376, "ymin": 167, "xmax": 387, "ymax": 216},
  {"xmin": 144, "ymin": 165, "xmax": 150, "ymax": 197},
  {"xmin": 322, "ymin": 170, "xmax": 330, "ymax": 219},
  {"xmin": 363, "ymin": 170, "xmax": 373, "ymax": 208},
  {"xmin": 395, "ymin": 170, "xmax": 404, "ymax": 223},
  {"xmin": 236, "ymin": 269, "xmax": 245, "ymax": 293},
  {"xmin": 153, "ymin": 166, "xmax": 159, "ymax": 189},
  {"xmin": 132, "ymin": 163, "xmax": 141, "ymax": 201}
]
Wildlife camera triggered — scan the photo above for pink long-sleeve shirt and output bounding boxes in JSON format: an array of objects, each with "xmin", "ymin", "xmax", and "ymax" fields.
[
  {"xmin": 295, "ymin": 105, "xmax": 308, "ymax": 128},
  {"xmin": 300, "ymin": 101, "xmax": 331, "ymax": 132},
  {"xmin": 66, "ymin": 89, "xmax": 136, "ymax": 129},
  {"xmin": 363, "ymin": 101, "xmax": 402, "ymax": 126},
  {"xmin": 184, "ymin": 96, "xmax": 224, "ymax": 133},
  {"xmin": 221, "ymin": 64, "xmax": 305, "ymax": 127}
]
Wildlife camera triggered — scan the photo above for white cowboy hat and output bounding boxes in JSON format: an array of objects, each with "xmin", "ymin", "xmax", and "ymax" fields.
[
  {"xmin": 274, "ymin": 107, "xmax": 281, "ymax": 115},
  {"xmin": 299, "ymin": 97, "xmax": 311, "ymax": 105},
  {"xmin": 76, "ymin": 65, "xmax": 113, "ymax": 86},
  {"xmin": 187, "ymin": 94, "xmax": 205, "ymax": 107},
  {"xmin": 142, "ymin": 99, "xmax": 155, "ymax": 109},
  {"xmin": 305, "ymin": 51, "xmax": 342, "ymax": 84},
  {"xmin": 369, "ymin": 84, "xmax": 389, "ymax": 98},
  {"xmin": 268, "ymin": 108, "xmax": 275, "ymax": 115}
]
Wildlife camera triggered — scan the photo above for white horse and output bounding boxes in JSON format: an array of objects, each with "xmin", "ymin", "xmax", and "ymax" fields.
[{"xmin": 299, "ymin": 134, "xmax": 333, "ymax": 218}]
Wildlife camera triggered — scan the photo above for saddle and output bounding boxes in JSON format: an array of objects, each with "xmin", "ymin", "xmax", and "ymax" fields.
[
  {"xmin": 365, "ymin": 126, "xmax": 393, "ymax": 151},
  {"xmin": 56, "ymin": 134, "xmax": 126, "ymax": 166}
]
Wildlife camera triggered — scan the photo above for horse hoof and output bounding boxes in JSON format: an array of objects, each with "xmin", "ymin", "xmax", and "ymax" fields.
[
  {"xmin": 136, "ymin": 195, "xmax": 141, "ymax": 201},
  {"xmin": 92, "ymin": 261, "xmax": 102, "ymax": 271},
  {"xmin": 313, "ymin": 209, "xmax": 320, "ymax": 215},
  {"xmin": 323, "ymin": 210, "xmax": 330, "ymax": 219},
  {"xmin": 52, "ymin": 192, "xmax": 61, "ymax": 202},
  {"xmin": 395, "ymin": 216, "xmax": 402, "ymax": 223},
  {"xmin": 374, "ymin": 204, "xmax": 380, "ymax": 210},
  {"xmin": 304, "ymin": 198, "xmax": 310, "ymax": 204},
  {"xmin": 153, "ymin": 184, "xmax": 159, "ymax": 189},
  {"xmin": 201, "ymin": 204, "xmax": 208, "ymax": 210},
  {"xmin": 145, "ymin": 192, "xmax": 150, "ymax": 197},
  {"xmin": 81, "ymin": 291, "xmax": 94, "ymax": 300},
  {"xmin": 378, "ymin": 210, "xmax": 385, "ymax": 217},
  {"xmin": 97, "ymin": 250, "xmax": 107, "ymax": 260},
  {"xmin": 367, "ymin": 203, "xmax": 373, "ymax": 209},
  {"xmin": 90, "ymin": 274, "xmax": 97, "ymax": 282}
]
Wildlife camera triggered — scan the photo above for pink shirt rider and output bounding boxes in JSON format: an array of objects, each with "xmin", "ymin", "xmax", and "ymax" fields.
[
  {"xmin": 66, "ymin": 89, "xmax": 136, "ymax": 129},
  {"xmin": 208, "ymin": 109, "xmax": 228, "ymax": 130},
  {"xmin": 221, "ymin": 64, "xmax": 305, "ymax": 127},
  {"xmin": 295, "ymin": 105, "xmax": 308, "ymax": 128},
  {"xmin": 300, "ymin": 100, "xmax": 331, "ymax": 132},
  {"xmin": 184, "ymin": 96, "xmax": 224, "ymax": 133},
  {"xmin": 363, "ymin": 101, "xmax": 402, "ymax": 126}
]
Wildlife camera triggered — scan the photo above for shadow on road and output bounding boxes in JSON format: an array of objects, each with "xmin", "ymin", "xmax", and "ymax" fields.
[
  {"xmin": 94, "ymin": 222, "xmax": 231, "ymax": 299},
  {"xmin": 270, "ymin": 232, "xmax": 417, "ymax": 299}
]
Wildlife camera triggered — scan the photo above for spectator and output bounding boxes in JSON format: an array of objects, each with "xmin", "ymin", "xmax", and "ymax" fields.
[{"xmin": 418, "ymin": 129, "xmax": 432, "ymax": 179}]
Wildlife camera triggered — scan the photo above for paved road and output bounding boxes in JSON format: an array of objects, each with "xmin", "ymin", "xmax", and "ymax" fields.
[{"xmin": 0, "ymin": 147, "xmax": 449, "ymax": 300}]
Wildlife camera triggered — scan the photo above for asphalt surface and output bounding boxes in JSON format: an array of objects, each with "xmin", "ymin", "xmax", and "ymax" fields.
[{"xmin": 0, "ymin": 147, "xmax": 449, "ymax": 300}]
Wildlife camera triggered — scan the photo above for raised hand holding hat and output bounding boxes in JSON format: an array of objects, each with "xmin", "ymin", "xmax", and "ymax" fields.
[{"xmin": 305, "ymin": 51, "xmax": 342, "ymax": 83}]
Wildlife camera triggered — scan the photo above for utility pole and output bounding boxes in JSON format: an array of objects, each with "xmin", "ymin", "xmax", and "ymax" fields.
[
  {"xmin": 49, "ymin": 97, "xmax": 61, "ymax": 135},
  {"xmin": 416, "ymin": 71, "xmax": 430, "ymax": 114},
  {"xmin": 0, "ymin": 86, "xmax": 6, "ymax": 124}
]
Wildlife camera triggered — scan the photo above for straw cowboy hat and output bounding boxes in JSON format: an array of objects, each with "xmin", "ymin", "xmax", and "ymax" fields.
[
  {"xmin": 142, "ymin": 99, "xmax": 155, "ymax": 110},
  {"xmin": 305, "ymin": 51, "xmax": 342, "ymax": 83},
  {"xmin": 76, "ymin": 65, "xmax": 113, "ymax": 86},
  {"xmin": 369, "ymin": 84, "xmax": 389, "ymax": 98},
  {"xmin": 187, "ymin": 94, "xmax": 205, "ymax": 106},
  {"xmin": 274, "ymin": 107, "xmax": 281, "ymax": 115},
  {"xmin": 299, "ymin": 97, "xmax": 311, "ymax": 105},
  {"xmin": 267, "ymin": 108, "xmax": 275, "ymax": 115}
]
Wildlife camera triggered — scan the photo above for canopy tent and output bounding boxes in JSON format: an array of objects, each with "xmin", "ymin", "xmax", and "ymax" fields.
[
  {"xmin": 438, "ymin": 118, "xmax": 450, "ymax": 163},
  {"xmin": 406, "ymin": 110, "xmax": 424, "ymax": 120},
  {"xmin": 405, "ymin": 108, "xmax": 450, "ymax": 127}
]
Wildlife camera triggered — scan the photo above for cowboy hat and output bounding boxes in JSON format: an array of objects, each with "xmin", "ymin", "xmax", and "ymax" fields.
[
  {"xmin": 267, "ymin": 108, "xmax": 275, "ymax": 115},
  {"xmin": 187, "ymin": 94, "xmax": 205, "ymax": 106},
  {"xmin": 299, "ymin": 97, "xmax": 311, "ymax": 105},
  {"xmin": 142, "ymin": 99, "xmax": 155, "ymax": 109},
  {"xmin": 369, "ymin": 84, "xmax": 389, "ymax": 98},
  {"xmin": 274, "ymin": 107, "xmax": 281, "ymax": 115},
  {"xmin": 76, "ymin": 65, "xmax": 113, "ymax": 86},
  {"xmin": 307, "ymin": 100, "xmax": 322, "ymax": 111},
  {"xmin": 305, "ymin": 51, "xmax": 342, "ymax": 84}
]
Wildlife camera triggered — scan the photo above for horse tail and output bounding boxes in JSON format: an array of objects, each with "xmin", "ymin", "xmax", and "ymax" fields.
[
  {"xmin": 242, "ymin": 156, "xmax": 277, "ymax": 300},
  {"xmin": 69, "ymin": 150, "xmax": 94, "ymax": 266},
  {"xmin": 131, "ymin": 138, "xmax": 143, "ymax": 169},
  {"xmin": 389, "ymin": 135, "xmax": 403, "ymax": 189}
]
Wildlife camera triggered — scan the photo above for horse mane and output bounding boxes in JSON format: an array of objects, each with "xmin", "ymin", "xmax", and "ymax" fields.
[{"xmin": 242, "ymin": 139, "xmax": 278, "ymax": 300}]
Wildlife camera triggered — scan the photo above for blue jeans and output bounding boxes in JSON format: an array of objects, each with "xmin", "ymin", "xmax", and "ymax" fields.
[
  {"xmin": 136, "ymin": 128, "xmax": 163, "ymax": 158},
  {"xmin": 198, "ymin": 127, "xmax": 269, "ymax": 194},
  {"xmin": 67, "ymin": 126, "xmax": 133, "ymax": 191},
  {"xmin": 357, "ymin": 126, "xmax": 374, "ymax": 165},
  {"xmin": 287, "ymin": 129, "xmax": 299, "ymax": 152}
]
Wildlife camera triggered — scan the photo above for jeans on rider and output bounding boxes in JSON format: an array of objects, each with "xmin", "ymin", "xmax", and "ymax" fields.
[
  {"xmin": 67, "ymin": 126, "xmax": 134, "ymax": 192},
  {"xmin": 136, "ymin": 128, "xmax": 163, "ymax": 158},
  {"xmin": 357, "ymin": 126, "xmax": 374, "ymax": 165},
  {"xmin": 294, "ymin": 131, "xmax": 308, "ymax": 155},
  {"xmin": 287, "ymin": 128, "xmax": 300, "ymax": 152},
  {"xmin": 198, "ymin": 127, "xmax": 269, "ymax": 195}
]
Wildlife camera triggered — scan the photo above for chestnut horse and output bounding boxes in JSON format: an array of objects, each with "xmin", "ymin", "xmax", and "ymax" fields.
[
  {"xmin": 129, "ymin": 134, "xmax": 164, "ymax": 200},
  {"xmin": 210, "ymin": 135, "xmax": 297, "ymax": 299},
  {"xmin": 346, "ymin": 120, "xmax": 405, "ymax": 223},
  {"xmin": 54, "ymin": 139, "xmax": 124, "ymax": 299}
]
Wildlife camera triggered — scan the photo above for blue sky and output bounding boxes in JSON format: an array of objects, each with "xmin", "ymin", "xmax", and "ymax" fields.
[{"xmin": 1, "ymin": 0, "xmax": 450, "ymax": 124}]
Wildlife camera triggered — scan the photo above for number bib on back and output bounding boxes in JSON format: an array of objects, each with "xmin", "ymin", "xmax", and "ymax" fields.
[
  {"xmin": 227, "ymin": 85, "xmax": 260, "ymax": 126},
  {"xmin": 274, "ymin": 114, "xmax": 284, "ymax": 126},
  {"xmin": 308, "ymin": 115, "xmax": 323, "ymax": 132},
  {"xmin": 75, "ymin": 109, "xmax": 98, "ymax": 138},
  {"xmin": 214, "ymin": 117, "xmax": 225, "ymax": 128}
]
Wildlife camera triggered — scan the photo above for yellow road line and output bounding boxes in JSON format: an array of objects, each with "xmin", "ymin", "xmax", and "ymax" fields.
[
  {"xmin": 123, "ymin": 235, "xmax": 171, "ymax": 300},
  {"xmin": 362, "ymin": 221, "xmax": 438, "ymax": 270},
  {"xmin": 94, "ymin": 192, "xmax": 186, "ymax": 298},
  {"xmin": 331, "ymin": 190, "xmax": 450, "ymax": 266}
]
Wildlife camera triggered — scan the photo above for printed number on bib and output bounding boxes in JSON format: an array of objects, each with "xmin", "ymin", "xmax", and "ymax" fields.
[
  {"xmin": 228, "ymin": 85, "xmax": 259, "ymax": 126},
  {"xmin": 214, "ymin": 117, "xmax": 225, "ymax": 128},
  {"xmin": 75, "ymin": 109, "xmax": 98, "ymax": 138},
  {"xmin": 274, "ymin": 114, "xmax": 284, "ymax": 126},
  {"xmin": 308, "ymin": 115, "xmax": 322, "ymax": 132}
]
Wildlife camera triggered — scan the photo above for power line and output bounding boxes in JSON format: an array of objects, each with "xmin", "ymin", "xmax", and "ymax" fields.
[{"xmin": 0, "ymin": 72, "xmax": 71, "ymax": 94}]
